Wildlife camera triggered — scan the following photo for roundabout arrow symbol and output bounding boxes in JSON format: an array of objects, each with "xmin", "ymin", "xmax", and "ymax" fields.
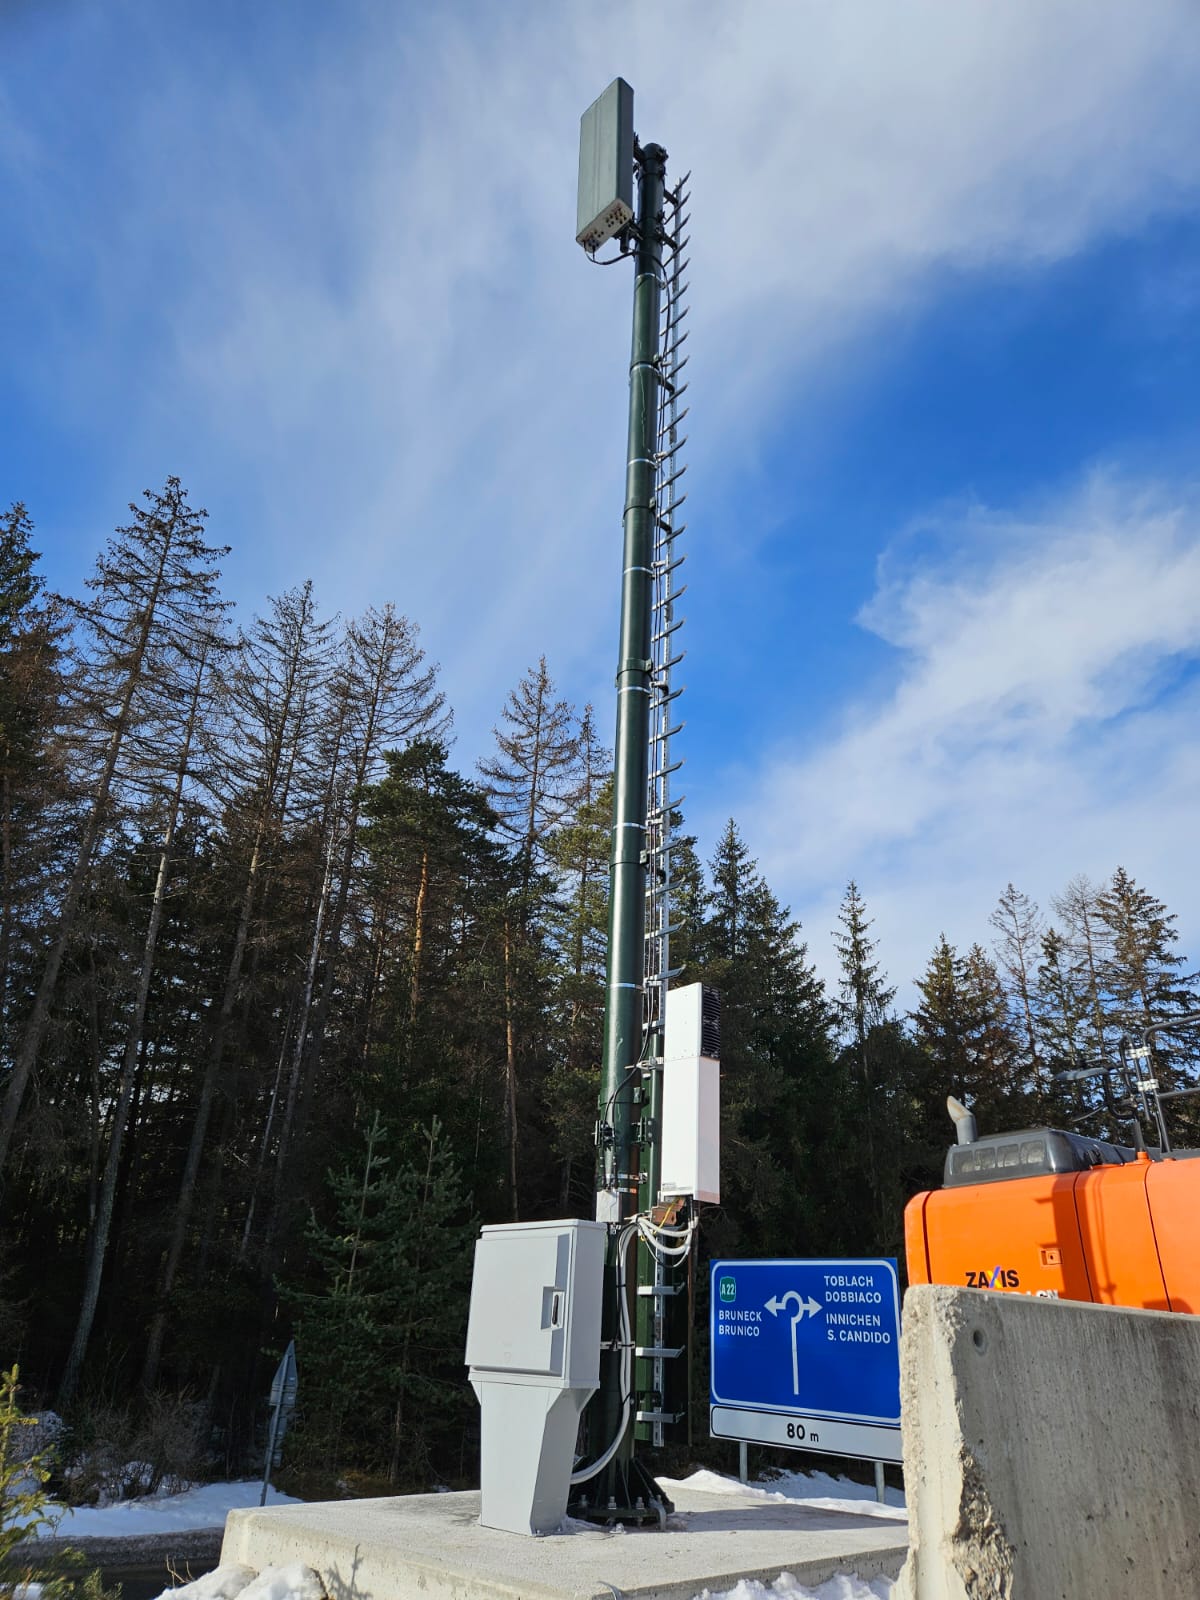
[{"xmin": 763, "ymin": 1290, "xmax": 825, "ymax": 1394}]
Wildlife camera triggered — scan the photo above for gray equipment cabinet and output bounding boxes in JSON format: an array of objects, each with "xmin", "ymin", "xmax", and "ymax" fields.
[{"xmin": 466, "ymin": 1219, "xmax": 606, "ymax": 1535}]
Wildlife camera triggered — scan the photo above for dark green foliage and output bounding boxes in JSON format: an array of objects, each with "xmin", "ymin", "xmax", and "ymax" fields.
[
  {"xmin": 4, "ymin": 475, "xmax": 1200, "ymax": 1493},
  {"xmin": 289, "ymin": 1116, "xmax": 477, "ymax": 1487},
  {"xmin": 688, "ymin": 822, "xmax": 837, "ymax": 1260}
]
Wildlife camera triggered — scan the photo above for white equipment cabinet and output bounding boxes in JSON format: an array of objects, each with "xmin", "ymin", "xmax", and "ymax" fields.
[
  {"xmin": 465, "ymin": 1218, "xmax": 606, "ymax": 1535},
  {"xmin": 660, "ymin": 981, "xmax": 721, "ymax": 1204}
]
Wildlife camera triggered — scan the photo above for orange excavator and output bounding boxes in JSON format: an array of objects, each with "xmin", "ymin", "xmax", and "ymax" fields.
[{"xmin": 905, "ymin": 1013, "xmax": 1200, "ymax": 1313}]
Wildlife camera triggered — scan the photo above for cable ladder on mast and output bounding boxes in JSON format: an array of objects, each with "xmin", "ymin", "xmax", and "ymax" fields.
[{"xmin": 637, "ymin": 172, "xmax": 691, "ymax": 1448}]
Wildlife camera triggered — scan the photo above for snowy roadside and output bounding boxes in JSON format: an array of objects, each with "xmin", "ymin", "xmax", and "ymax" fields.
[{"xmin": 27, "ymin": 1481, "xmax": 299, "ymax": 1541}]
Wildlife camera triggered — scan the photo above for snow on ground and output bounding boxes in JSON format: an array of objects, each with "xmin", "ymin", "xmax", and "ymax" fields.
[
  {"xmin": 695, "ymin": 1576, "xmax": 893, "ymax": 1600},
  {"xmin": 661, "ymin": 1466, "xmax": 907, "ymax": 1518},
  {"xmin": 162, "ymin": 1564, "xmax": 324, "ymax": 1600},
  {"xmin": 660, "ymin": 1467, "xmax": 904, "ymax": 1600},
  {"xmin": 30, "ymin": 1480, "xmax": 299, "ymax": 1539}
]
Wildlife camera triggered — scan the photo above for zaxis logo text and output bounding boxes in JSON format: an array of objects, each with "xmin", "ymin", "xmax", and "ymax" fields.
[{"xmin": 965, "ymin": 1265, "xmax": 1020, "ymax": 1289}]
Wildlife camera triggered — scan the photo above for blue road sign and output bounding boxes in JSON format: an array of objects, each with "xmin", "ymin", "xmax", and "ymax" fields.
[{"xmin": 710, "ymin": 1259, "xmax": 901, "ymax": 1462}]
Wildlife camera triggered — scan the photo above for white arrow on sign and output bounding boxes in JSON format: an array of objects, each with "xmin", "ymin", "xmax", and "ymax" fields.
[{"xmin": 764, "ymin": 1291, "xmax": 824, "ymax": 1394}]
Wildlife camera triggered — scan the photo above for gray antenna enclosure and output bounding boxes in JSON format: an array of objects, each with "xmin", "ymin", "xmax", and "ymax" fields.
[{"xmin": 576, "ymin": 78, "xmax": 634, "ymax": 250}]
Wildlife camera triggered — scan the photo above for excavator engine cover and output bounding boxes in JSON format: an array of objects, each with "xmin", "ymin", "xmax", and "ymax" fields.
[{"xmin": 905, "ymin": 1127, "xmax": 1200, "ymax": 1313}]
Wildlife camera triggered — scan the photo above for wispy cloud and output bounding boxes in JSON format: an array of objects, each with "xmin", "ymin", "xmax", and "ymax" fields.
[
  {"xmin": 9, "ymin": 0, "xmax": 1200, "ymax": 750},
  {"xmin": 7, "ymin": 0, "xmax": 1200, "ymax": 994},
  {"xmin": 728, "ymin": 473, "xmax": 1200, "ymax": 992}
]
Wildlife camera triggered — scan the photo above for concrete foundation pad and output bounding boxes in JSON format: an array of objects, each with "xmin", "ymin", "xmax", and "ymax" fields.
[{"xmin": 222, "ymin": 1484, "xmax": 908, "ymax": 1600}]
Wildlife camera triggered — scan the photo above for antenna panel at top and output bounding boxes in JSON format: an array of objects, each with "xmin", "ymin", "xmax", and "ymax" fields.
[{"xmin": 576, "ymin": 78, "xmax": 634, "ymax": 251}]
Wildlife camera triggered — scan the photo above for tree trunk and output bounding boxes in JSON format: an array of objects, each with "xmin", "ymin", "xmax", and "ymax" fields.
[
  {"xmin": 0, "ymin": 559, "xmax": 168, "ymax": 1178},
  {"xmin": 140, "ymin": 831, "xmax": 263, "ymax": 1392},
  {"xmin": 410, "ymin": 850, "xmax": 429, "ymax": 1019},
  {"xmin": 502, "ymin": 916, "xmax": 519, "ymax": 1221},
  {"xmin": 60, "ymin": 663, "xmax": 205, "ymax": 1403}
]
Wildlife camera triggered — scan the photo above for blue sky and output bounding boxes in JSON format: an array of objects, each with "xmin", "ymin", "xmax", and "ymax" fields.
[{"xmin": 5, "ymin": 0, "xmax": 1200, "ymax": 999}]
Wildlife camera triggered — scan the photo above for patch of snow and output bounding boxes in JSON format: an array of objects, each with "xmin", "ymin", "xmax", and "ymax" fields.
[
  {"xmin": 660, "ymin": 1469, "xmax": 907, "ymax": 1521},
  {"xmin": 155, "ymin": 1565, "xmax": 258, "ymax": 1600},
  {"xmin": 233, "ymin": 1564, "xmax": 324, "ymax": 1600},
  {"xmin": 152, "ymin": 1565, "xmax": 323, "ymax": 1600},
  {"xmin": 696, "ymin": 1575, "xmax": 893, "ymax": 1600},
  {"xmin": 32, "ymin": 1481, "xmax": 299, "ymax": 1539}
]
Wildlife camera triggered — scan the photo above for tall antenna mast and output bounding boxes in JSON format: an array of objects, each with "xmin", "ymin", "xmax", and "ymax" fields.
[{"xmin": 571, "ymin": 79, "xmax": 694, "ymax": 1523}]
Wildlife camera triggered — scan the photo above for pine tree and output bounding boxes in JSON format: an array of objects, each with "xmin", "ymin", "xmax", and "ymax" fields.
[
  {"xmin": 259, "ymin": 604, "xmax": 448, "ymax": 1261},
  {"xmin": 834, "ymin": 882, "xmax": 897, "ymax": 1051},
  {"xmin": 363, "ymin": 738, "xmax": 499, "ymax": 1026},
  {"xmin": 59, "ymin": 627, "xmax": 227, "ymax": 1404},
  {"xmin": 0, "ymin": 479, "xmax": 228, "ymax": 1178},
  {"xmin": 962, "ymin": 943, "xmax": 1022, "ymax": 1108},
  {"xmin": 989, "ymin": 883, "xmax": 1044, "ymax": 1085},
  {"xmin": 0, "ymin": 504, "xmax": 69, "ymax": 1067},
  {"xmin": 140, "ymin": 581, "xmax": 334, "ymax": 1392},
  {"xmin": 1053, "ymin": 875, "xmax": 1115, "ymax": 1065}
]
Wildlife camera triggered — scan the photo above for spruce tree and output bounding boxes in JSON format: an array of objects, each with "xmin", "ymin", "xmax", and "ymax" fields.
[
  {"xmin": 1097, "ymin": 867, "xmax": 1200, "ymax": 1084},
  {"xmin": 1034, "ymin": 925, "xmax": 1090, "ymax": 1073},
  {"xmin": 543, "ymin": 709, "xmax": 610, "ymax": 1209},
  {"xmin": 477, "ymin": 657, "xmax": 578, "ymax": 905},
  {"xmin": 832, "ymin": 882, "xmax": 905, "ymax": 1240},
  {"xmin": 476, "ymin": 661, "xmax": 575, "ymax": 1218},
  {"xmin": 698, "ymin": 821, "xmax": 836, "ymax": 1257},
  {"xmin": 289, "ymin": 1115, "xmax": 477, "ymax": 1485}
]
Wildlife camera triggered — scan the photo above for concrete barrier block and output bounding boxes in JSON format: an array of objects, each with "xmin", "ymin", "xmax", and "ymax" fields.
[{"xmin": 896, "ymin": 1285, "xmax": 1200, "ymax": 1599}]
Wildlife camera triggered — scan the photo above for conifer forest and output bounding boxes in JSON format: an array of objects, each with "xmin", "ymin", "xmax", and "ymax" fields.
[{"xmin": 2, "ymin": 482, "xmax": 1198, "ymax": 1495}]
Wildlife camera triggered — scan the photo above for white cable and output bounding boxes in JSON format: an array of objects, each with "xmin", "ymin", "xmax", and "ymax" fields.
[
  {"xmin": 569, "ymin": 1210, "xmax": 697, "ymax": 1486},
  {"xmin": 570, "ymin": 1224, "xmax": 637, "ymax": 1486},
  {"xmin": 637, "ymin": 1213, "xmax": 697, "ymax": 1262}
]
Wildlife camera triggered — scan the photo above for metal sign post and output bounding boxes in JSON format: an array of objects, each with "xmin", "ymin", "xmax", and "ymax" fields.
[{"xmin": 709, "ymin": 1260, "xmax": 902, "ymax": 1468}]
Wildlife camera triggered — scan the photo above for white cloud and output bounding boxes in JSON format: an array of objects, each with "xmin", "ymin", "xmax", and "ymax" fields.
[
  {"xmin": 726, "ymin": 474, "xmax": 1200, "ymax": 997},
  {"xmin": 9, "ymin": 0, "xmax": 1200, "ymax": 992},
  {"xmin": 10, "ymin": 0, "xmax": 1200, "ymax": 758}
]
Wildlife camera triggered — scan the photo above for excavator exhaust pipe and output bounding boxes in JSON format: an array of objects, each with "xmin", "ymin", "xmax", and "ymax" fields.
[{"xmin": 947, "ymin": 1096, "xmax": 977, "ymax": 1146}]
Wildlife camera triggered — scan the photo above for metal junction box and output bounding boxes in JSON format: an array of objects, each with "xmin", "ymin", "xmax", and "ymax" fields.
[
  {"xmin": 466, "ymin": 1219, "xmax": 604, "ymax": 1387},
  {"xmin": 576, "ymin": 78, "xmax": 634, "ymax": 251},
  {"xmin": 466, "ymin": 1219, "xmax": 606, "ymax": 1534},
  {"xmin": 661, "ymin": 983, "xmax": 721, "ymax": 1204}
]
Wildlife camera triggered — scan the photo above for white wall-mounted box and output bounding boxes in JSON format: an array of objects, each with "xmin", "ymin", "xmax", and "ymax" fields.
[
  {"xmin": 660, "ymin": 982, "xmax": 720, "ymax": 1204},
  {"xmin": 466, "ymin": 1219, "xmax": 604, "ymax": 1388},
  {"xmin": 660, "ymin": 1055, "xmax": 720, "ymax": 1204}
]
